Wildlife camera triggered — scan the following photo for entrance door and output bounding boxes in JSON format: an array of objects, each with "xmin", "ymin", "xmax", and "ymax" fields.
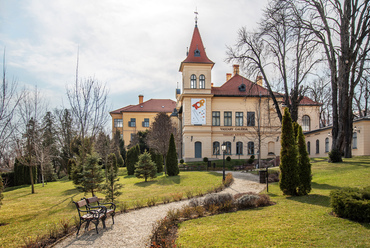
[{"xmin": 195, "ymin": 142, "xmax": 202, "ymax": 158}]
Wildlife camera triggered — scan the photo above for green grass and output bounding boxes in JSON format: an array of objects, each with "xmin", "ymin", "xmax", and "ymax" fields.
[
  {"xmin": 0, "ymin": 171, "xmax": 222, "ymax": 247},
  {"xmin": 176, "ymin": 156, "xmax": 370, "ymax": 247}
]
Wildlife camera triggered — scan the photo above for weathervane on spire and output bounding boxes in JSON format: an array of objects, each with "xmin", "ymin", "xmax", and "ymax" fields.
[{"xmin": 194, "ymin": 8, "xmax": 198, "ymax": 27}]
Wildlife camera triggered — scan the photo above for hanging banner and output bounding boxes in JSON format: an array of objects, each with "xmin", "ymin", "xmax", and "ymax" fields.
[{"xmin": 191, "ymin": 98, "xmax": 206, "ymax": 125}]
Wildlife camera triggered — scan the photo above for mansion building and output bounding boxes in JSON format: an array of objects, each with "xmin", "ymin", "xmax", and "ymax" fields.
[{"xmin": 110, "ymin": 22, "xmax": 370, "ymax": 161}]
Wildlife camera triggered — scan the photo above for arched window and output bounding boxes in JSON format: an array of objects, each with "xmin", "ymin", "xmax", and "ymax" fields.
[
  {"xmin": 268, "ymin": 141, "xmax": 275, "ymax": 155},
  {"xmin": 199, "ymin": 74, "xmax": 205, "ymax": 89},
  {"xmin": 213, "ymin": 142, "xmax": 220, "ymax": 155},
  {"xmin": 307, "ymin": 141, "xmax": 310, "ymax": 155},
  {"xmin": 236, "ymin": 142, "xmax": 243, "ymax": 155},
  {"xmin": 302, "ymin": 115, "xmax": 310, "ymax": 132},
  {"xmin": 225, "ymin": 141, "xmax": 231, "ymax": 155},
  {"xmin": 316, "ymin": 139, "xmax": 320, "ymax": 154},
  {"xmin": 353, "ymin": 132, "xmax": 357, "ymax": 149},
  {"xmin": 190, "ymin": 74, "xmax": 197, "ymax": 89},
  {"xmin": 325, "ymin": 138, "xmax": 329, "ymax": 152},
  {"xmin": 248, "ymin": 141, "xmax": 254, "ymax": 155}
]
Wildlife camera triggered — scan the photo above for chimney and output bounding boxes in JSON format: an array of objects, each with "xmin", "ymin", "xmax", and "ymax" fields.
[
  {"xmin": 139, "ymin": 95, "xmax": 144, "ymax": 104},
  {"xmin": 233, "ymin": 65, "xmax": 239, "ymax": 75},
  {"xmin": 256, "ymin": 76, "xmax": 263, "ymax": 87},
  {"xmin": 226, "ymin": 73, "xmax": 232, "ymax": 81}
]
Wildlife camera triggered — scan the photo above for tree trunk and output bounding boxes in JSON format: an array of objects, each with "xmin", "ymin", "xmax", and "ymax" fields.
[{"xmin": 30, "ymin": 165, "xmax": 35, "ymax": 194}]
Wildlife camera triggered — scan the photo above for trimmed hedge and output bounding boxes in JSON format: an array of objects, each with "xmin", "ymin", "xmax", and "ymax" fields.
[{"xmin": 330, "ymin": 187, "xmax": 370, "ymax": 222}]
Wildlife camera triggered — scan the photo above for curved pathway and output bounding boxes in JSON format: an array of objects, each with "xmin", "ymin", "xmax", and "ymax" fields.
[{"xmin": 53, "ymin": 171, "xmax": 265, "ymax": 248}]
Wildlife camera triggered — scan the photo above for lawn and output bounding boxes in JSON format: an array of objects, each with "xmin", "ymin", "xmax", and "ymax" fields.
[
  {"xmin": 0, "ymin": 171, "xmax": 222, "ymax": 247},
  {"xmin": 176, "ymin": 156, "xmax": 370, "ymax": 247}
]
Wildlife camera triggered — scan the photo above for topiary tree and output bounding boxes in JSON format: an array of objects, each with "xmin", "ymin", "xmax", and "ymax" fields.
[
  {"xmin": 247, "ymin": 155, "xmax": 255, "ymax": 164},
  {"xmin": 166, "ymin": 133, "xmax": 179, "ymax": 176},
  {"xmin": 134, "ymin": 151, "xmax": 157, "ymax": 182},
  {"xmin": 78, "ymin": 153, "xmax": 104, "ymax": 197},
  {"xmin": 279, "ymin": 108, "xmax": 299, "ymax": 196},
  {"xmin": 329, "ymin": 149, "xmax": 342, "ymax": 163},
  {"xmin": 103, "ymin": 153, "xmax": 123, "ymax": 202},
  {"xmin": 297, "ymin": 125, "xmax": 312, "ymax": 195}
]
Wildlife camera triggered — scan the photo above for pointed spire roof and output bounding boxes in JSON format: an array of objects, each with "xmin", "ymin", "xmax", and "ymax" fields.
[{"xmin": 180, "ymin": 25, "xmax": 214, "ymax": 71}]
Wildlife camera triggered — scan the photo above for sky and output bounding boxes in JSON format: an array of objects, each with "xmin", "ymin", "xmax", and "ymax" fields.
[{"xmin": 0, "ymin": 0, "xmax": 268, "ymax": 113}]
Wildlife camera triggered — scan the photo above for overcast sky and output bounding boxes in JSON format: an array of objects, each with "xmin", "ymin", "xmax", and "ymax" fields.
[{"xmin": 0, "ymin": 0, "xmax": 268, "ymax": 112}]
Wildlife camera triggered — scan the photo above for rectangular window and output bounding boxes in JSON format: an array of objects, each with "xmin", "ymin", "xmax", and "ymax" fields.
[
  {"xmin": 235, "ymin": 112, "xmax": 243, "ymax": 126},
  {"xmin": 128, "ymin": 118, "xmax": 136, "ymax": 127},
  {"xmin": 224, "ymin": 112, "xmax": 232, "ymax": 126},
  {"xmin": 114, "ymin": 119, "xmax": 123, "ymax": 127},
  {"xmin": 212, "ymin": 111, "xmax": 220, "ymax": 126},
  {"xmin": 247, "ymin": 112, "xmax": 255, "ymax": 126},
  {"xmin": 142, "ymin": 118, "xmax": 149, "ymax": 127}
]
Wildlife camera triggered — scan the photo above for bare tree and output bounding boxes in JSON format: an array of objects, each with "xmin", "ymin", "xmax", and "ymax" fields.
[
  {"xmin": 243, "ymin": 96, "xmax": 281, "ymax": 167},
  {"xmin": 66, "ymin": 77, "xmax": 109, "ymax": 161},
  {"xmin": 307, "ymin": 76, "xmax": 332, "ymax": 127},
  {"xmin": 0, "ymin": 50, "xmax": 24, "ymax": 165},
  {"xmin": 227, "ymin": 0, "xmax": 321, "ymax": 122},
  {"xmin": 146, "ymin": 113, "xmax": 177, "ymax": 174},
  {"xmin": 288, "ymin": 0, "xmax": 370, "ymax": 157},
  {"xmin": 353, "ymin": 74, "xmax": 370, "ymax": 117}
]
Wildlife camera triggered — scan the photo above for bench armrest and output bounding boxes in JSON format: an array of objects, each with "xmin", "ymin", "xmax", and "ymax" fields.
[{"xmin": 98, "ymin": 202, "xmax": 116, "ymax": 211}]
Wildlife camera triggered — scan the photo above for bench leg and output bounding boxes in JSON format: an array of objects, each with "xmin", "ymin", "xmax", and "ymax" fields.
[
  {"xmin": 94, "ymin": 219, "xmax": 99, "ymax": 234},
  {"xmin": 111, "ymin": 213, "xmax": 115, "ymax": 224}
]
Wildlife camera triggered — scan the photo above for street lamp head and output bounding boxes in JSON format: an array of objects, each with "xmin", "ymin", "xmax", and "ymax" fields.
[{"xmin": 221, "ymin": 143, "xmax": 227, "ymax": 152}]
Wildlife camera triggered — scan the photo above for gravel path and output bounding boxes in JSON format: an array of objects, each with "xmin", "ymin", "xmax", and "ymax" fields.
[{"xmin": 53, "ymin": 171, "xmax": 265, "ymax": 248}]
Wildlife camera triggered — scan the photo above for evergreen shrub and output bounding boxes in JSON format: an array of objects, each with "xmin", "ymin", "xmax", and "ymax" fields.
[
  {"xmin": 330, "ymin": 187, "xmax": 370, "ymax": 222},
  {"xmin": 329, "ymin": 148, "xmax": 343, "ymax": 163},
  {"xmin": 226, "ymin": 156, "xmax": 231, "ymax": 162},
  {"xmin": 247, "ymin": 155, "xmax": 255, "ymax": 164},
  {"xmin": 166, "ymin": 134, "xmax": 179, "ymax": 176}
]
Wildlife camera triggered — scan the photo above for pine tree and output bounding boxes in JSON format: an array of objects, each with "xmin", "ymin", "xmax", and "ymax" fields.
[
  {"xmin": 297, "ymin": 125, "xmax": 312, "ymax": 195},
  {"xmin": 78, "ymin": 153, "xmax": 104, "ymax": 197},
  {"xmin": 134, "ymin": 151, "xmax": 157, "ymax": 182},
  {"xmin": 0, "ymin": 174, "xmax": 4, "ymax": 209},
  {"xmin": 156, "ymin": 153, "xmax": 163, "ymax": 173},
  {"xmin": 103, "ymin": 153, "xmax": 123, "ymax": 202},
  {"xmin": 166, "ymin": 133, "xmax": 179, "ymax": 176},
  {"xmin": 279, "ymin": 108, "xmax": 299, "ymax": 196}
]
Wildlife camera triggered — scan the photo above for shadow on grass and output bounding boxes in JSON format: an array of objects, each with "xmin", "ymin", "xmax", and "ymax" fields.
[
  {"xmin": 286, "ymin": 194, "xmax": 331, "ymax": 207},
  {"xmin": 134, "ymin": 180, "xmax": 157, "ymax": 187},
  {"xmin": 61, "ymin": 188, "xmax": 80, "ymax": 196},
  {"xmin": 4, "ymin": 184, "xmax": 30, "ymax": 192},
  {"xmin": 311, "ymin": 182, "xmax": 342, "ymax": 191}
]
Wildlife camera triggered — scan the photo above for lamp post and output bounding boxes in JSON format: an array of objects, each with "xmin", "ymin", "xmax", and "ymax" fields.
[{"xmin": 221, "ymin": 142, "xmax": 227, "ymax": 182}]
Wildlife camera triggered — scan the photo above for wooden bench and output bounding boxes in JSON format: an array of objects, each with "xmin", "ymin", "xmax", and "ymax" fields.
[
  {"xmin": 85, "ymin": 196, "xmax": 116, "ymax": 224},
  {"xmin": 73, "ymin": 199, "xmax": 108, "ymax": 236}
]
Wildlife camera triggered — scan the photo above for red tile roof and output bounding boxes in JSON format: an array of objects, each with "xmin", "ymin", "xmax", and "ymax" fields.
[
  {"xmin": 299, "ymin": 96, "xmax": 322, "ymax": 106},
  {"xmin": 180, "ymin": 26, "xmax": 214, "ymax": 70},
  {"xmin": 110, "ymin": 99, "xmax": 176, "ymax": 114},
  {"xmin": 211, "ymin": 74, "xmax": 321, "ymax": 106},
  {"xmin": 211, "ymin": 74, "xmax": 275, "ymax": 97}
]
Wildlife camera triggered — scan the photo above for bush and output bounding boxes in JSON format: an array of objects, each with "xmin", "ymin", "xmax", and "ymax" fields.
[
  {"xmin": 166, "ymin": 133, "xmax": 179, "ymax": 176},
  {"xmin": 247, "ymin": 155, "xmax": 255, "ymax": 164},
  {"xmin": 203, "ymin": 157, "xmax": 208, "ymax": 163},
  {"xmin": 223, "ymin": 173, "xmax": 234, "ymax": 187},
  {"xmin": 179, "ymin": 159, "xmax": 184, "ymax": 164},
  {"xmin": 203, "ymin": 193, "xmax": 233, "ymax": 211},
  {"xmin": 236, "ymin": 194, "xmax": 260, "ymax": 209},
  {"xmin": 226, "ymin": 156, "xmax": 231, "ymax": 162},
  {"xmin": 329, "ymin": 149, "xmax": 343, "ymax": 163},
  {"xmin": 330, "ymin": 187, "xmax": 370, "ymax": 222}
]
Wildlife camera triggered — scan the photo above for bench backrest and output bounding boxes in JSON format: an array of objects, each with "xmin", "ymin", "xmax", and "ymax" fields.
[
  {"xmin": 86, "ymin": 196, "xmax": 99, "ymax": 205},
  {"xmin": 75, "ymin": 199, "xmax": 87, "ymax": 208}
]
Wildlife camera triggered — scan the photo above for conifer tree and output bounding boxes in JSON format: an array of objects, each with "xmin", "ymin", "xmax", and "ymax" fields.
[
  {"xmin": 126, "ymin": 145, "xmax": 140, "ymax": 175},
  {"xmin": 0, "ymin": 174, "xmax": 4, "ymax": 209},
  {"xmin": 293, "ymin": 122, "xmax": 299, "ymax": 141},
  {"xmin": 297, "ymin": 125, "xmax": 312, "ymax": 195},
  {"xmin": 103, "ymin": 153, "xmax": 123, "ymax": 202},
  {"xmin": 156, "ymin": 153, "xmax": 163, "ymax": 173},
  {"xmin": 134, "ymin": 151, "xmax": 157, "ymax": 182},
  {"xmin": 166, "ymin": 133, "xmax": 179, "ymax": 176},
  {"xmin": 78, "ymin": 153, "xmax": 104, "ymax": 196},
  {"xmin": 279, "ymin": 108, "xmax": 299, "ymax": 196}
]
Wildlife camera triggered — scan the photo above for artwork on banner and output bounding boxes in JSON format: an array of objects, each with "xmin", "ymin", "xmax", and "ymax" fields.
[{"xmin": 191, "ymin": 98, "xmax": 206, "ymax": 125}]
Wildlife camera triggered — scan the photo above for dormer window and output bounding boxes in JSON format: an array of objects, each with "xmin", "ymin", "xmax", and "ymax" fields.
[
  {"xmin": 191, "ymin": 74, "xmax": 197, "ymax": 88},
  {"xmin": 194, "ymin": 48, "xmax": 200, "ymax": 57}
]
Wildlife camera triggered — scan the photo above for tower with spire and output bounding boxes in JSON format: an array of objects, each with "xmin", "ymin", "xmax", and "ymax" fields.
[{"xmin": 177, "ymin": 17, "xmax": 214, "ymax": 161}]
